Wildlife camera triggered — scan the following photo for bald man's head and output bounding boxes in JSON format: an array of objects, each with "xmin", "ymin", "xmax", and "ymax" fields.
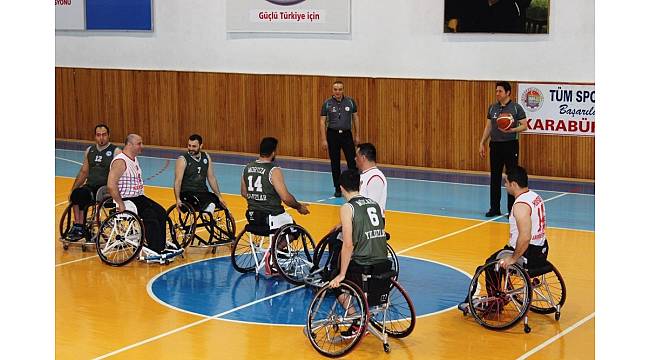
[{"xmin": 123, "ymin": 133, "xmax": 143, "ymax": 156}]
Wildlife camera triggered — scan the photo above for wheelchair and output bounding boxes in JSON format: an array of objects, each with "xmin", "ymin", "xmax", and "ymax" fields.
[
  {"xmin": 305, "ymin": 230, "xmax": 400, "ymax": 288},
  {"xmin": 166, "ymin": 195, "xmax": 236, "ymax": 254},
  {"xmin": 95, "ymin": 201, "xmax": 183, "ymax": 266},
  {"xmin": 59, "ymin": 186, "xmax": 114, "ymax": 252},
  {"xmin": 230, "ymin": 215, "xmax": 315, "ymax": 285},
  {"xmin": 461, "ymin": 259, "xmax": 566, "ymax": 333},
  {"xmin": 305, "ymin": 260, "xmax": 416, "ymax": 357}
]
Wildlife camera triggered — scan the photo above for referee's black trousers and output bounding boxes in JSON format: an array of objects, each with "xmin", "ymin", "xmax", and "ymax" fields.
[
  {"xmin": 326, "ymin": 128, "xmax": 357, "ymax": 190},
  {"xmin": 489, "ymin": 140, "xmax": 519, "ymax": 214}
]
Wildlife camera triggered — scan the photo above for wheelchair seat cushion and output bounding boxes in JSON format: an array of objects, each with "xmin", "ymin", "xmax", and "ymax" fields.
[
  {"xmin": 244, "ymin": 223, "xmax": 273, "ymax": 237},
  {"xmin": 347, "ymin": 260, "xmax": 394, "ymax": 307}
]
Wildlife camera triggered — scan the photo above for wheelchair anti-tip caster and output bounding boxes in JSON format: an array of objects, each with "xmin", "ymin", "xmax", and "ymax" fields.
[
  {"xmin": 555, "ymin": 312, "xmax": 561, "ymax": 321},
  {"xmin": 524, "ymin": 324, "xmax": 531, "ymax": 333},
  {"xmin": 383, "ymin": 343, "xmax": 390, "ymax": 353}
]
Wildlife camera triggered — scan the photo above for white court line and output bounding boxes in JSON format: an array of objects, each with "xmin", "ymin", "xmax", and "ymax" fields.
[
  {"xmin": 397, "ymin": 193, "xmax": 568, "ymax": 254},
  {"xmin": 55, "ymin": 255, "xmax": 98, "ymax": 267},
  {"xmin": 55, "ymin": 217, "xmax": 246, "ymax": 268},
  {"xmin": 515, "ymin": 312, "xmax": 595, "ymax": 360},
  {"xmin": 55, "ymin": 200, "xmax": 68, "ymax": 207},
  {"xmin": 55, "ymin": 152, "xmax": 594, "ymax": 195},
  {"xmin": 92, "ymin": 285, "xmax": 305, "ymax": 360},
  {"xmin": 54, "ymin": 173, "xmax": 594, "ymax": 233},
  {"xmin": 55, "ymin": 156, "xmax": 82, "ymax": 166}
]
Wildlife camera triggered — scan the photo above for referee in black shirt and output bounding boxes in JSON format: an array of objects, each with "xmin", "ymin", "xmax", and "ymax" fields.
[
  {"xmin": 479, "ymin": 81, "xmax": 528, "ymax": 217},
  {"xmin": 320, "ymin": 80, "xmax": 360, "ymax": 197}
]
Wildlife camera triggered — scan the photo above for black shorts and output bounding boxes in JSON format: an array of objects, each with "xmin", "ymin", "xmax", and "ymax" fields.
[
  {"xmin": 180, "ymin": 191, "xmax": 223, "ymax": 212},
  {"xmin": 70, "ymin": 185, "xmax": 98, "ymax": 210}
]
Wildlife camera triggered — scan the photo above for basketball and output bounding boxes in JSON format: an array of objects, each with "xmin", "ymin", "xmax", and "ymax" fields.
[{"xmin": 496, "ymin": 113, "xmax": 514, "ymax": 130}]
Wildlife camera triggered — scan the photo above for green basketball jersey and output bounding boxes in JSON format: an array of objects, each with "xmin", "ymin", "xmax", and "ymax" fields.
[
  {"xmin": 242, "ymin": 160, "xmax": 284, "ymax": 216},
  {"xmin": 180, "ymin": 152, "xmax": 210, "ymax": 193},
  {"xmin": 86, "ymin": 143, "xmax": 117, "ymax": 189},
  {"xmin": 347, "ymin": 195, "xmax": 387, "ymax": 266}
]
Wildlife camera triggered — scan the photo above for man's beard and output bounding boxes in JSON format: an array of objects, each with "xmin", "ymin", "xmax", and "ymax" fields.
[{"xmin": 188, "ymin": 149, "xmax": 199, "ymax": 156}]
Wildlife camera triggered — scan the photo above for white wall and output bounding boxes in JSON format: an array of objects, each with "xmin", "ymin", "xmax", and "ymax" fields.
[{"xmin": 55, "ymin": 0, "xmax": 594, "ymax": 82}]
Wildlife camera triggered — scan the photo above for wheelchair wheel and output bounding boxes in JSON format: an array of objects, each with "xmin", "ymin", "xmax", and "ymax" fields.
[
  {"xmin": 529, "ymin": 264, "xmax": 566, "ymax": 315},
  {"xmin": 306, "ymin": 280, "xmax": 368, "ymax": 358},
  {"xmin": 231, "ymin": 229, "xmax": 267, "ymax": 273},
  {"xmin": 369, "ymin": 279, "xmax": 416, "ymax": 338},
  {"xmin": 59, "ymin": 204, "xmax": 96, "ymax": 243},
  {"xmin": 468, "ymin": 261, "xmax": 532, "ymax": 330},
  {"xmin": 96, "ymin": 210, "xmax": 144, "ymax": 266},
  {"xmin": 272, "ymin": 224, "xmax": 316, "ymax": 285},
  {"xmin": 387, "ymin": 243, "xmax": 399, "ymax": 282},
  {"xmin": 166, "ymin": 203, "xmax": 197, "ymax": 248},
  {"xmin": 59, "ymin": 204, "xmax": 74, "ymax": 240},
  {"xmin": 210, "ymin": 207, "xmax": 236, "ymax": 244}
]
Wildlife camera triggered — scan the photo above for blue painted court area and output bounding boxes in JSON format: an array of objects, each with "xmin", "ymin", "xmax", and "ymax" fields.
[
  {"xmin": 149, "ymin": 256, "xmax": 469, "ymax": 325},
  {"xmin": 55, "ymin": 146, "xmax": 595, "ymax": 231}
]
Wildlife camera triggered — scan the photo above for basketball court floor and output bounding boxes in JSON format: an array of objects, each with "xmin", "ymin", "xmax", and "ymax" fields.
[{"xmin": 55, "ymin": 140, "xmax": 594, "ymax": 359}]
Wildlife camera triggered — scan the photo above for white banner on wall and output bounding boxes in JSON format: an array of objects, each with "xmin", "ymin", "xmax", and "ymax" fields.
[
  {"xmin": 227, "ymin": 0, "xmax": 350, "ymax": 33},
  {"xmin": 518, "ymin": 83, "xmax": 595, "ymax": 137},
  {"xmin": 55, "ymin": 0, "xmax": 85, "ymax": 30}
]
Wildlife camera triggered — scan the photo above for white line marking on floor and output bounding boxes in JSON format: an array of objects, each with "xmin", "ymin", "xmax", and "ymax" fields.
[
  {"xmin": 92, "ymin": 285, "xmax": 305, "ymax": 360},
  {"xmin": 515, "ymin": 312, "xmax": 595, "ymax": 360},
  {"xmin": 55, "ymin": 218, "xmax": 246, "ymax": 267},
  {"xmin": 397, "ymin": 193, "xmax": 568, "ymax": 254}
]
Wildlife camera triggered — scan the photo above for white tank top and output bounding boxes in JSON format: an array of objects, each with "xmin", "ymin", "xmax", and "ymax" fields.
[
  {"xmin": 508, "ymin": 190, "xmax": 547, "ymax": 248},
  {"xmin": 360, "ymin": 167, "xmax": 387, "ymax": 215},
  {"xmin": 110, "ymin": 153, "xmax": 144, "ymax": 198}
]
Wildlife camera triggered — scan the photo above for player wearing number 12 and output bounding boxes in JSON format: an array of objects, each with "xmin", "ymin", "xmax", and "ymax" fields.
[{"xmin": 241, "ymin": 137, "xmax": 309, "ymax": 232}]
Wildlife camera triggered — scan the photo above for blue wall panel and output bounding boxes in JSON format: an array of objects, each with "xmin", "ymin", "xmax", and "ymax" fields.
[{"xmin": 86, "ymin": 0, "xmax": 152, "ymax": 31}]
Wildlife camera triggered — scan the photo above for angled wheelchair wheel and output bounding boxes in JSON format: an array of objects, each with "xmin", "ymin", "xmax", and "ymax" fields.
[
  {"xmin": 166, "ymin": 203, "xmax": 197, "ymax": 248},
  {"xmin": 468, "ymin": 261, "xmax": 532, "ymax": 330},
  {"xmin": 272, "ymin": 224, "xmax": 316, "ymax": 285},
  {"xmin": 306, "ymin": 280, "xmax": 368, "ymax": 358},
  {"xmin": 369, "ymin": 279, "xmax": 416, "ymax": 338},
  {"xmin": 528, "ymin": 263, "xmax": 566, "ymax": 315},
  {"xmin": 387, "ymin": 243, "xmax": 400, "ymax": 282},
  {"xmin": 96, "ymin": 210, "xmax": 144, "ymax": 266},
  {"xmin": 231, "ymin": 229, "xmax": 267, "ymax": 273},
  {"xmin": 59, "ymin": 204, "xmax": 74, "ymax": 241},
  {"xmin": 210, "ymin": 207, "xmax": 236, "ymax": 244}
]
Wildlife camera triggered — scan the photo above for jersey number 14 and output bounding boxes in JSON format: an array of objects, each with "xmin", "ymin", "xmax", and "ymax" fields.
[{"xmin": 247, "ymin": 175, "xmax": 263, "ymax": 193}]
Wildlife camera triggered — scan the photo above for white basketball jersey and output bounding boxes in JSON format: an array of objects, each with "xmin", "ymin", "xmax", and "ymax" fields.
[
  {"xmin": 360, "ymin": 167, "xmax": 387, "ymax": 215},
  {"xmin": 110, "ymin": 153, "xmax": 144, "ymax": 198},
  {"xmin": 508, "ymin": 190, "xmax": 547, "ymax": 248}
]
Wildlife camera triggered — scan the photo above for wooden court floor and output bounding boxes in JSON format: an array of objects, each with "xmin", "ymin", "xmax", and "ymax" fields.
[{"xmin": 55, "ymin": 177, "xmax": 594, "ymax": 359}]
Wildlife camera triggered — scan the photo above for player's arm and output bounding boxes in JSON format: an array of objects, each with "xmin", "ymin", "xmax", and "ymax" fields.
[
  {"xmin": 113, "ymin": 147, "xmax": 122, "ymax": 156},
  {"xmin": 320, "ymin": 115, "xmax": 328, "ymax": 151},
  {"xmin": 271, "ymin": 168, "xmax": 309, "ymax": 215},
  {"xmin": 206, "ymin": 154, "xmax": 225, "ymax": 206},
  {"xmin": 71, "ymin": 148, "xmax": 91, "ymax": 191},
  {"xmin": 107, "ymin": 159, "xmax": 126, "ymax": 211},
  {"xmin": 352, "ymin": 112, "xmax": 360, "ymax": 144},
  {"xmin": 500, "ymin": 203, "xmax": 532, "ymax": 268},
  {"xmin": 479, "ymin": 118, "xmax": 491, "ymax": 158},
  {"xmin": 173, "ymin": 156, "xmax": 186, "ymax": 208},
  {"xmin": 240, "ymin": 172, "xmax": 247, "ymax": 199},
  {"xmin": 330, "ymin": 204, "xmax": 354, "ymax": 288}
]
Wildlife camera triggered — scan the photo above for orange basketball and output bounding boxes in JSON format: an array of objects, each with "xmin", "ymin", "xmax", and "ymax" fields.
[{"xmin": 496, "ymin": 113, "xmax": 514, "ymax": 130}]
